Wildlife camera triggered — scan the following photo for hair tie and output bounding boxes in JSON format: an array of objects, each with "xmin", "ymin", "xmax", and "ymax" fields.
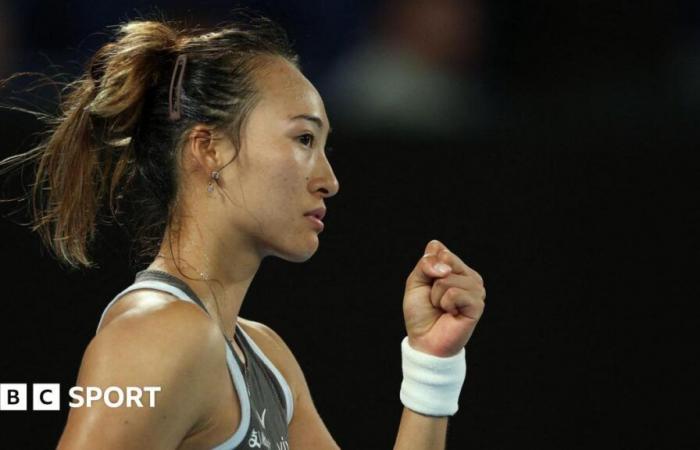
[{"xmin": 168, "ymin": 54, "xmax": 188, "ymax": 121}]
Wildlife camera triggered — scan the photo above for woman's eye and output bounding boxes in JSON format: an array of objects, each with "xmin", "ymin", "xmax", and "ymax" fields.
[{"xmin": 298, "ymin": 133, "xmax": 314, "ymax": 147}]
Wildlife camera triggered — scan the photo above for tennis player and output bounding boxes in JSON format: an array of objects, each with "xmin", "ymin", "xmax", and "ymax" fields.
[{"xmin": 1, "ymin": 15, "xmax": 485, "ymax": 450}]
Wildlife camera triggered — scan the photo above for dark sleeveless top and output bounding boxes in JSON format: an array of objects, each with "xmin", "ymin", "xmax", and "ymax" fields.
[{"xmin": 96, "ymin": 270, "xmax": 294, "ymax": 450}]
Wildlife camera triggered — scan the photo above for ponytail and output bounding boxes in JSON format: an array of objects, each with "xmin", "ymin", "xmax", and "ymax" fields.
[{"xmin": 1, "ymin": 21, "xmax": 178, "ymax": 268}]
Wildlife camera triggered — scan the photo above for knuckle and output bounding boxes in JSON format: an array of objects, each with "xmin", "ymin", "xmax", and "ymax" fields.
[
  {"xmin": 444, "ymin": 286, "xmax": 459, "ymax": 300},
  {"xmin": 440, "ymin": 295, "xmax": 454, "ymax": 309}
]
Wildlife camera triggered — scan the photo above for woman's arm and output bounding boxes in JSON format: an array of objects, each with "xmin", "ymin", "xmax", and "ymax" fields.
[
  {"xmin": 256, "ymin": 239, "xmax": 483, "ymax": 450},
  {"xmin": 394, "ymin": 409, "xmax": 448, "ymax": 449},
  {"xmin": 57, "ymin": 300, "xmax": 225, "ymax": 449}
]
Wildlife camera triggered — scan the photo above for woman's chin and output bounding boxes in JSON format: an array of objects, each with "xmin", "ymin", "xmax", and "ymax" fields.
[
  {"xmin": 270, "ymin": 235, "xmax": 319, "ymax": 263},
  {"xmin": 293, "ymin": 239, "xmax": 320, "ymax": 262}
]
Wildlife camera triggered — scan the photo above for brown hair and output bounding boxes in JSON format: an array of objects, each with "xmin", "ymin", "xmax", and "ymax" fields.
[{"xmin": 0, "ymin": 15, "xmax": 298, "ymax": 268}]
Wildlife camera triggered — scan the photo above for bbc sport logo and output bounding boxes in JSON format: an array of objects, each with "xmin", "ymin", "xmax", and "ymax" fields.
[{"xmin": 0, "ymin": 384, "xmax": 161, "ymax": 411}]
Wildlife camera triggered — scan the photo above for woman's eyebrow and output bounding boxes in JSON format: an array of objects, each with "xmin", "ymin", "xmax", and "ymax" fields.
[{"xmin": 290, "ymin": 114, "xmax": 332, "ymax": 134}]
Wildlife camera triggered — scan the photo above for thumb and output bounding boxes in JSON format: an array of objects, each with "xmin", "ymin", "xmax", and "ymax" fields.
[{"xmin": 405, "ymin": 239, "xmax": 452, "ymax": 290}]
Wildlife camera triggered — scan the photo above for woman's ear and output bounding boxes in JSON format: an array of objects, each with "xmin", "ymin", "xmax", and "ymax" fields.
[{"xmin": 185, "ymin": 125, "xmax": 216, "ymax": 172}]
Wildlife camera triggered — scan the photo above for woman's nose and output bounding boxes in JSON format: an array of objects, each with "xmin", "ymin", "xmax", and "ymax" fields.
[{"xmin": 308, "ymin": 156, "xmax": 340, "ymax": 198}]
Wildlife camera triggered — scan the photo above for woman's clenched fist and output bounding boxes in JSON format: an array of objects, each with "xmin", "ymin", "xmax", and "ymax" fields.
[{"xmin": 402, "ymin": 239, "xmax": 486, "ymax": 357}]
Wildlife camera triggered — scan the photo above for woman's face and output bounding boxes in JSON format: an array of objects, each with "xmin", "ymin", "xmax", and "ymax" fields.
[{"xmin": 212, "ymin": 57, "xmax": 339, "ymax": 262}]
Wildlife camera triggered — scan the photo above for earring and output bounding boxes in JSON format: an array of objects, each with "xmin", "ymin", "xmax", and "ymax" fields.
[{"xmin": 207, "ymin": 170, "xmax": 220, "ymax": 193}]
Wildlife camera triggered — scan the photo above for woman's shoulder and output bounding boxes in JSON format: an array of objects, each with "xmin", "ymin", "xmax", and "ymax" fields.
[
  {"xmin": 60, "ymin": 291, "xmax": 233, "ymax": 447},
  {"xmin": 89, "ymin": 288, "xmax": 225, "ymax": 379},
  {"xmin": 98, "ymin": 288, "xmax": 211, "ymax": 333},
  {"xmin": 237, "ymin": 318, "xmax": 303, "ymax": 398},
  {"xmin": 237, "ymin": 317, "xmax": 290, "ymax": 358},
  {"xmin": 91, "ymin": 289, "xmax": 226, "ymax": 377},
  {"xmin": 85, "ymin": 289, "xmax": 228, "ymax": 417}
]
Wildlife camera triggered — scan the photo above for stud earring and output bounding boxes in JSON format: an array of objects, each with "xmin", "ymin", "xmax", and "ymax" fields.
[{"xmin": 207, "ymin": 170, "xmax": 220, "ymax": 193}]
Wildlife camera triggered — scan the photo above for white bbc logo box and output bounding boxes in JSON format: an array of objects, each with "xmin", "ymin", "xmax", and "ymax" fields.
[{"xmin": 1, "ymin": 384, "xmax": 60, "ymax": 411}]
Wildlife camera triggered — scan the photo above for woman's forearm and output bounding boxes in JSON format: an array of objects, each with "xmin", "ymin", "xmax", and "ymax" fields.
[{"xmin": 393, "ymin": 407, "xmax": 448, "ymax": 450}]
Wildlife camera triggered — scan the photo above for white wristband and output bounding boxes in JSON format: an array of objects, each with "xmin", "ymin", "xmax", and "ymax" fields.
[{"xmin": 399, "ymin": 336, "xmax": 467, "ymax": 417}]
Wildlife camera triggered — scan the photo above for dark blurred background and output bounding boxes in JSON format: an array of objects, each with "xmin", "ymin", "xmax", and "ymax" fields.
[{"xmin": 0, "ymin": 0, "xmax": 696, "ymax": 448}]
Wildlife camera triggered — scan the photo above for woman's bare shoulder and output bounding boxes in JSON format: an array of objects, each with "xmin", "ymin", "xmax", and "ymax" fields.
[
  {"xmin": 238, "ymin": 316, "xmax": 286, "ymax": 349},
  {"xmin": 237, "ymin": 317, "xmax": 288, "ymax": 354},
  {"xmin": 237, "ymin": 318, "xmax": 302, "ymax": 394},
  {"xmin": 98, "ymin": 289, "xmax": 209, "ymax": 332},
  {"xmin": 58, "ymin": 291, "xmax": 229, "ymax": 448},
  {"xmin": 90, "ymin": 290, "xmax": 226, "ymax": 384},
  {"xmin": 88, "ymin": 289, "xmax": 225, "ymax": 388}
]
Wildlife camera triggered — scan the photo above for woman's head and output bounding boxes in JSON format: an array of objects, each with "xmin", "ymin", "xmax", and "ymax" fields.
[
  {"xmin": 0, "ymin": 15, "xmax": 338, "ymax": 268},
  {"xmin": 181, "ymin": 55, "xmax": 338, "ymax": 265}
]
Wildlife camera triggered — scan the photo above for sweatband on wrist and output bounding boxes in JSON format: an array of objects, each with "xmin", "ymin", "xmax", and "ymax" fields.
[{"xmin": 399, "ymin": 336, "xmax": 467, "ymax": 417}]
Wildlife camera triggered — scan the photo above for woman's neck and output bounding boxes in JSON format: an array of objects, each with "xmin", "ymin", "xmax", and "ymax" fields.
[{"xmin": 147, "ymin": 225, "xmax": 262, "ymax": 340}]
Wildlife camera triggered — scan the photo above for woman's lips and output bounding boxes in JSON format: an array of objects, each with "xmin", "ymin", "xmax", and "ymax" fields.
[{"xmin": 305, "ymin": 214, "xmax": 325, "ymax": 231}]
